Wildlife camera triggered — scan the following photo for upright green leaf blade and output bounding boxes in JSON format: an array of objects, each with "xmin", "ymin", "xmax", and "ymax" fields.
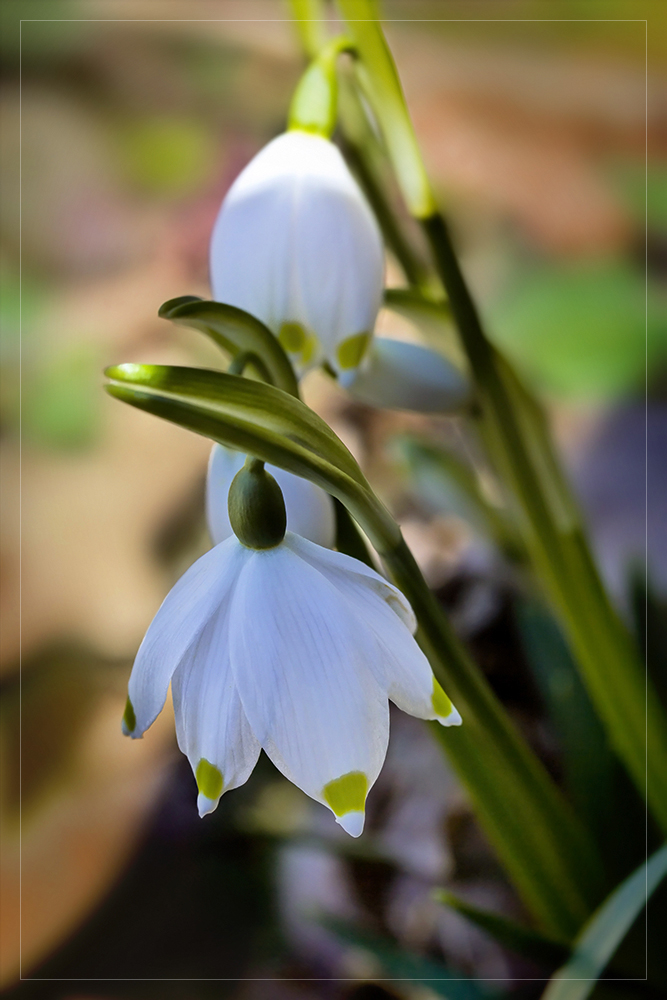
[
  {"xmin": 543, "ymin": 844, "xmax": 667, "ymax": 1000},
  {"xmin": 516, "ymin": 600, "xmax": 620, "ymax": 859}
]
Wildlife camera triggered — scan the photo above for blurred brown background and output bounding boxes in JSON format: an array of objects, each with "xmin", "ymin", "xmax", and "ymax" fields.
[{"xmin": 1, "ymin": 1, "xmax": 665, "ymax": 997}]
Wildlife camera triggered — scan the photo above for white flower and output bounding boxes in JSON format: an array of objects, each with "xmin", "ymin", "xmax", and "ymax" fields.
[
  {"xmin": 345, "ymin": 337, "xmax": 471, "ymax": 412},
  {"xmin": 209, "ymin": 130, "xmax": 384, "ymax": 378},
  {"xmin": 123, "ymin": 532, "xmax": 461, "ymax": 837},
  {"xmin": 207, "ymin": 443, "xmax": 336, "ymax": 548}
]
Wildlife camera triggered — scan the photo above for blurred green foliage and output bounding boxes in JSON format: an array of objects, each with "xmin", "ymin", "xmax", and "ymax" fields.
[
  {"xmin": 385, "ymin": 0, "xmax": 663, "ymax": 61},
  {"xmin": 115, "ymin": 116, "xmax": 218, "ymax": 197},
  {"xmin": 22, "ymin": 344, "xmax": 101, "ymax": 449},
  {"xmin": 324, "ymin": 917, "xmax": 501, "ymax": 999},
  {"xmin": 0, "ymin": 2, "xmax": 87, "ymax": 62},
  {"xmin": 490, "ymin": 258, "xmax": 665, "ymax": 400}
]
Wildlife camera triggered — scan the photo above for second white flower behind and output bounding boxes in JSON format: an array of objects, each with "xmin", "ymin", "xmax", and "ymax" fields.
[
  {"xmin": 209, "ymin": 130, "xmax": 384, "ymax": 378},
  {"xmin": 124, "ymin": 532, "xmax": 461, "ymax": 837}
]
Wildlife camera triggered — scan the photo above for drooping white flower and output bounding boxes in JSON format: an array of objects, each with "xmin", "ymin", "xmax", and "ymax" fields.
[
  {"xmin": 207, "ymin": 443, "xmax": 336, "ymax": 549},
  {"xmin": 209, "ymin": 130, "xmax": 384, "ymax": 378},
  {"xmin": 345, "ymin": 337, "xmax": 471, "ymax": 412},
  {"xmin": 122, "ymin": 532, "xmax": 461, "ymax": 836}
]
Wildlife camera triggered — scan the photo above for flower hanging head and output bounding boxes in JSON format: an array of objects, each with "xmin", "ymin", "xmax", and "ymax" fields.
[
  {"xmin": 209, "ymin": 129, "xmax": 384, "ymax": 379},
  {"xmin": 123, "ymin": 460, "xmax": 460, "ymax": 836}
]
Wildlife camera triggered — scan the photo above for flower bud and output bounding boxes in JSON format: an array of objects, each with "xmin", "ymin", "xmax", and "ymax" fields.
[
  {"xmin": 209, "ymin": 130, "xmax": 384, "ymax": 378},
  {"xmin": 228, "ymin": 460, "xmax": 286, "ymax": 550},
  {"xmin": 344, "ymin": 337, "xmax": 471, "ymax": 412},
  {"xmin": 207, "ymin": 444, "xmax": 336, "ymax": 548}
]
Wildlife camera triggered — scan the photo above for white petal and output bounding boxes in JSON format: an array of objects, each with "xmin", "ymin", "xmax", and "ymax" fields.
[
  {"xmin": 337, "ymin": 812, "xmax": 365, "ymax": 838},
  {"xmin": 206, "ymin": 445, "xmax": 245, "ymax": 547},
  {"xmin": 344, "ymin": 338, "xmax": 471, "ymax": 411},
  {"xmin": 126, "ymin": 537, "xmax": 248, "ymax": 737},
  {"xmin": 272, "ymin": 466, "xmax": 336, "ymax": 548},
  {"xmin": 207, "ymin": 444, "xmax": 335, "ymax": 548},
  {"xmin": 229, "ymin": 545, "xmax": 389, "ymax": 828},
  {"xmin": 285, "ymin": 533, "xmax": 416, "ymax": 632},
  {"xmin": 172, "ymin": 606, "xmax": 261, "ymax": 814},
  {"xmin": 284, "ymin": 534, "xmax": 460, "ymax": 726},
  {"xmin": 197, "ymin": 794, "xmax": 219, "ymax": 818},
  {"xmin": 291, "ymin": 176, "xmax": 383, "ymax": 367},
  {"xmin": 209, "ymin": 131, "xmax": 383, "ymax": 375}
]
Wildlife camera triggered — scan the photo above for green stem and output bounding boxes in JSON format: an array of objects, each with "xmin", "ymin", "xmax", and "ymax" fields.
[
  {"xmin": 341, "ymin": 134, "xmax": 428, "ymax": 289},
  {"xmin": 336, "ymin": 75, "xmax": 434, "ymax": 291},
  {"xmin": 422, "ymin": 212, "xmax": 667, "ymax": 833},
  {"xmin": 381, "ymin": 537, "xmax": 605, "ymax": 938},
  {"xmin": 288, "ymin": 0, "xmax": 327, "ymax": 59}
]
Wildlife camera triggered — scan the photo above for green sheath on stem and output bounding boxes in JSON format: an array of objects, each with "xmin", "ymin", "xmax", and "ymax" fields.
[{"xmin": 288, "ymin": 36, "xmax": 354, "ymax": 139}]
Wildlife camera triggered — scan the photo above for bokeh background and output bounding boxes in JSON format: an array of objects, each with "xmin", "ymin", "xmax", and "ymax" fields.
[{"xmin": 1, "ymin": 1, "xmax": 666, "ymax": 997}]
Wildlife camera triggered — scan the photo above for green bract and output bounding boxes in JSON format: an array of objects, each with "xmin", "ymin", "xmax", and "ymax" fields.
[
  {"xmin": 288, "ymin": 37, "xmax": 354, "ymax": 139},
  {"xmin": 104, "ymin": 363, "xmax": 400, "ymax": 552},
  {"xmin": 158, "ymin": 296, "xmax": 299, "ymax": 397}
]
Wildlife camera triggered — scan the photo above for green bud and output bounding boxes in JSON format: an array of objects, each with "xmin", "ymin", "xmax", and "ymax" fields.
[{"xmin": 228, "ymin": 458, "xmax": 287, "ymax": 549}]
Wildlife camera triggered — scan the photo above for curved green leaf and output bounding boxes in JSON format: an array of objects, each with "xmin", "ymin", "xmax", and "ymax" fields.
[
  {"xmin": 435, "ymin": 890, "xmax": 570, "ymax": 970},
  {"xmin": 104, "ymin": 363, "xmax": 399, "ymax": 549},
  {"xmin": 322, "ymin": 916, "xmax": 498, "ymax": 1000},
  {"xmin": 158, "ymin": 297, "xmax": 299, "ymax": 397},
  {"xmin": 543, "ymin": 844, "xmax": 667, "ymax": 1000}
]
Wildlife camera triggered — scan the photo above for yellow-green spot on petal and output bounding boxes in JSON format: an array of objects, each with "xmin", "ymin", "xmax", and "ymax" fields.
[
  {"xmin": 300, "ymin": 333, "xmax": 318, "ymax": 365},
  {"xmin": 196, "ymin": 758, "xmax": 224, "ymax": 800},
  {"xmin": 432, "ymin": 678, "xmax": 454, "ymax": 720},
  {"xmin": 336, "ymin": 331, "xmax": 370, "ymax": 371},
  {"xmin": 122, "ymin": 697, "xmax": 136, "ymax": 734},
  {"xmin": 323, "ymin": 771, "xmax": 367, "ymax": 816},
  {"xmin": 279, "ymin": 321, "xmax": 307, "ymax": 354}
]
